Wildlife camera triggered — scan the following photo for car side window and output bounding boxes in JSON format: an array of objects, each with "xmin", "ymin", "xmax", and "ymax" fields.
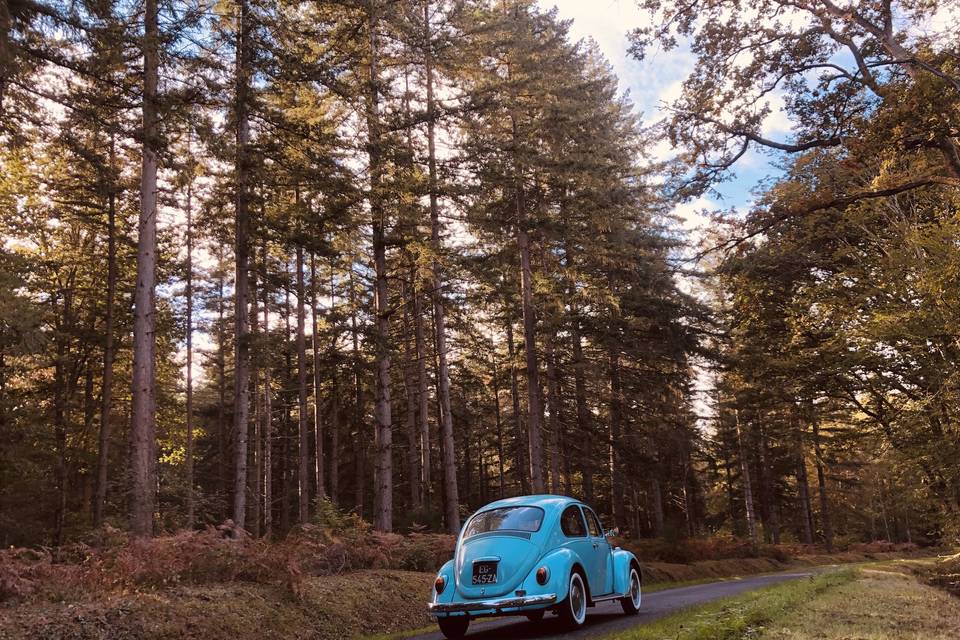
[
  {"xmin": 560, "ymin": 505, "xmax": 587, "ymax": 537},
  {"xmin": 584, "ymin": 508, "xmax": 602, "ymax": 537}
]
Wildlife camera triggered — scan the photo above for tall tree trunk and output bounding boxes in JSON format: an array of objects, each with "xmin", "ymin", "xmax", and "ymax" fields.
[
  {"xmin": 184, "ymin": 151, "xmax": 195, "ymax": 530},
  {"xmin": 545, "ymin": 339, "xmax": 562, "ymax": 495},
  {"xmin": 350, "ymin": 269, "xmax": 364, "ymax": 517},
  {"xmin": 649, "ymin": 477, "xmax": 664, "ymax": 537},
  {"xmin": 812, "ymin": 413, "xmax": 834, "ymax": 552},
  {"xmin": 517, "ymin": 224, "xmax": 544, "ymax": 493},
  {"xmin": 231, "ymin": 0, "xmax": 252, "ymax": 531},
  {"xmin": 402, "ymin": 278, "xmax": 422, "ymax": 509},
  {"xmin": 311, "ymin": 254, "xmax": 325, "ymax": 502},
  {"xmin": 570, "ymin": 311, "xmax": 592, "ymax": 501},
  {"xmin": 879, "ymin": 476, "xmax": 891, "ymax": 540},
  {"xmin": 757, "ymin": 420, "xmax": 779, "ymax": 544},
  {"xmin": 217, "ymin": 262, "xmax": 227, "ymax": 511},
  {"xmin": 682, "ymin": 446, "xmax": 697, "ymax": 537},
  {"xmin": 250, "ymin": 245, "xmax": 261, "ymax": 537},
  {"xmin": 130, "ymin": 0, "xmax": 159, "ymax": 537},
  {"xmin": 53, "ymin": 282, "xmax": 74, "ymax": 545},
  {"xmin": 463, "ymin": 415, "xmax": 472, "ymax": 502},
  {"xmin": 505, "ymin": 315, "xmax": 529, "ymax": 493},
  {"xmin": 367, "ymin": 2, "xmax": 393, "ymax": 533},
  {"xmin": 629, "ymin": 485, "xmax": 642, "ymax": 539},
  {"xmin": 608, "ymin": 345, "xmax": 625, "ymax": 529},
  {"xmin": 93, "ymin": 150, "xmax": 117, "ymax": 528},
  {"xmin": 491, "ymin": 354, "xmax": 505, "ymax": 498},
  {"xmin": 413, "ymin": 281, "xmax": 431, "ymax": 509},
  {"xmin": 423, "ymin": 0, "xmax": 458, "ymax": 531},
  {"xmin": 81, "ymin": 322, "xmax": 94, "ymax": 518},
  {"xmin": 295, "ymin": 237, "xmax": 309, "ymax": 523},
  {"xmin": 560, "ymin": 431, "xmax": 572, "ymax": 495},
  {"xmin": 281, "ymin": 266, "xmax": 293, "ymax": 533},
  {"xmin": 479, "ymin": 443, "xmax": 487, "ymax": 504},
  {"xmin": 795, "ymin": 420, "xmax": 814, "ymax": 545},
  {"xmin": 261, "ymin": 241, "xmax": 273, "ymax": 536},
  {"xmin": 0, "ymin": 351, "xmax": 5, "ymax": 523},
  {"xmin": 723, "ymin": 443, "xmax": 740, "ymax": 536},
  {"xmin": 328, "ymin": 260, "xmax": 339, "ymax": 504},
  {"xmin": 734, "ymin": 409, "xmax": 759, "ymax": 549}
]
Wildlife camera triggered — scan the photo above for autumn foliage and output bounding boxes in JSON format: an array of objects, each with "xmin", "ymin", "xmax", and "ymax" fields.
[{"xmin": 0, "ymin": 521, "xmax": 455, "ymax": 603}]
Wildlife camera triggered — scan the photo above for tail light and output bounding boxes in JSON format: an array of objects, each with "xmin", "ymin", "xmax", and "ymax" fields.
[
  {"xmin": 536, "ymin": 566, "xmax": 549, "ymax": 585},
  {"xmin": 435, "ymin": 574, "xmax": 446, "ymax": 594}
]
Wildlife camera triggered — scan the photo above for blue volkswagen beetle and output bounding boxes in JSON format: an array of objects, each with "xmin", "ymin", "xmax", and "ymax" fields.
[{"xmin": 428, "ymin": 495, "xmax": 642, "ymax": 638}]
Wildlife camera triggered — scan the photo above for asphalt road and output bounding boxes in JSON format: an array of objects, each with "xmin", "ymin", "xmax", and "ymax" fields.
[{"xmin": 413, "ymin": 570, "xmax": 816, "ymax": 640}]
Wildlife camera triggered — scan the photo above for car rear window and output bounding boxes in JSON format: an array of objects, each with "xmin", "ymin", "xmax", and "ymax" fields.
[{"xmin": 464, "ymin": 507, "xmax": 545, "ymax": 537}]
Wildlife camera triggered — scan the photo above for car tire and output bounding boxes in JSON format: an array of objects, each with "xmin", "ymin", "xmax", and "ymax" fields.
[
  {"xmin": 620, "ymin": 566, "xmax": 642, "ymax": 615},
  {"xmin": 557, "ymin": 570, "xmax": 588, "ymax": 629},
  {"xmin": 525, "ymin": 609, "xmax": 545, "ymax": 623},
  {"xmin": 437, "ymin": 615, "xmax": 470, "ymax": 639}
]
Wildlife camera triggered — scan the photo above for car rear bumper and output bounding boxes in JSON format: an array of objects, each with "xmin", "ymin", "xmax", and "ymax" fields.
[{"xmin": 428, "ymin": 593, "xmax": 557, "ymax": 615}]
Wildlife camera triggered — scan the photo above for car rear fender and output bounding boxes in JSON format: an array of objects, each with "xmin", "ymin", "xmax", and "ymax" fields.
[
  {"xmin": 432, "ymin": 559, "xmax": 458, "ymax": 607},
  {"xmin": 522, "ymin": 547, "xmax": 581, "ymax": 602},
  {"xmin": 611, "ymin": 548, "xmax": 640, "ymax": 595}
]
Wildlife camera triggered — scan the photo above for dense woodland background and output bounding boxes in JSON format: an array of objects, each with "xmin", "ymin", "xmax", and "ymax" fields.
[{"xmin": 0, "ymin": 0, "xmax": 957, "ymax": 551}]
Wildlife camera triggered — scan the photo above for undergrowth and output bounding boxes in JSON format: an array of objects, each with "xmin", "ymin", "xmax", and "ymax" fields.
[
  {"xmin": 0, "ymin": 504, "xmax": 454, "ymax": 603},
  {"xmin": 926, "ymin": 551, "xmax": 960, "ymax": 597},
  {"xmin": 617, "ymin": 536, "xmax": 918, "ymax": 564}
]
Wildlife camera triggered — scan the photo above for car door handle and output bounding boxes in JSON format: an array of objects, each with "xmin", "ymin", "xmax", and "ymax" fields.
[{"xmin": 592, "ymin": 542, "xmax": 598, "ymax": 549}]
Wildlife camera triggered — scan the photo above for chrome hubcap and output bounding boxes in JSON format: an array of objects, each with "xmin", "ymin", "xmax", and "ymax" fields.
[
  {"xmin": 570, "ymin": 575, "xmax": 586, "ymax": 623},
  {"xmin": 630, "ymin": 570, "xmax": 641, "ymax": 607}
]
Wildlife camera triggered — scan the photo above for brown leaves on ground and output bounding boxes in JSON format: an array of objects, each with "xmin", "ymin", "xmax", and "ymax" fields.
[
  {"xmin": 0, "ymin": 570, "xmax": 436, "ymax": 640},
  {"xmin": 0, "ymin": 524, "xmax": 455, "ymax": 604}
]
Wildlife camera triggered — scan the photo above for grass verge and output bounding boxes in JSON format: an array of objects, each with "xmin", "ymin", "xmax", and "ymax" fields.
[
  {"xmin": 609, "ymin": 559, "xmax": 960, "ymax": 640},
  {"xmin": 606, "ymin": 569, "xmax": 857, "ymax": 640},
  {"xmin": 758, "ymin": 561, "xmax": 960, "ymax": 639}
]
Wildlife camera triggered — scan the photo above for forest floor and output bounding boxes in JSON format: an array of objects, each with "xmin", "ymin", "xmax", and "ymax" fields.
[{"xmin": 0, "ymin": 535, "xmax": 941, "ymax": 640}]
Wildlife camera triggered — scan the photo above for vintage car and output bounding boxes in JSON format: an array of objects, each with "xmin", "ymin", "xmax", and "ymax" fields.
[{"xmin": 427, "ymin": 495, "xmax": 642, "ymax": 638}]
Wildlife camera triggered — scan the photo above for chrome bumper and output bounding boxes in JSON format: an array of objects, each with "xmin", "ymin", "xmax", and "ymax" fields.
[{"xmin": 428, "ymin": 593, "xmax": 557, "ymax": 614}]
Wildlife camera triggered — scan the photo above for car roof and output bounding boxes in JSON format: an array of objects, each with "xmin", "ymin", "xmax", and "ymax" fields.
[{"xmin": 473, "ymin": 494, "xmax": 581, "ymax": 514}]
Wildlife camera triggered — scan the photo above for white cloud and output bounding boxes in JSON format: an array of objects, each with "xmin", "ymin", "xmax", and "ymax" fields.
[
  {"xmin": 672, "ymin": 195, "xmax": 714, "ymax": 234},
  {"xmin": 541, "ymin": 0, "xmax": 697, "ymax": 124},
  {"xmin": 760, "ymin": 91, "xmax": 792, "ymax": 137}
]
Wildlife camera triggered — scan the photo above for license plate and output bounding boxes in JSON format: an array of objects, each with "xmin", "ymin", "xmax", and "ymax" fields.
[{"xmin": 472, "ymin": 561, "xmax": 498, "ymax": 585}]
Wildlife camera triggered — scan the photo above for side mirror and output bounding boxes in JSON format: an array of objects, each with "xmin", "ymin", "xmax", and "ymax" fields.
[{"xmin": 605, "ymin": 527, "xmax": 620, "ymax": 539}]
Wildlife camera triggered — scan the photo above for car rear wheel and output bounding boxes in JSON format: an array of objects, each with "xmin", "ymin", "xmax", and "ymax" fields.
[
  {"xmin": 437, "ymin": 615, "xmax": 470, "ymax": 639},
  {"xmin": 557, "ymin": 571, "xmax": 588, "ymax": 629},
  {"xmin": 620, "ymin": 566, "xmax": 642, "ymax": 614},
  {"xmin": 525, "ymin": 609, "xmax": 545, "ymax": 623}
]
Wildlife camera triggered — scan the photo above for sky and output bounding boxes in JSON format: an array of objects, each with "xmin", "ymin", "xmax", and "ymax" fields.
[{"xmin": 537, "ymin": 0, "xmax": 785, "ymax": 235}]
